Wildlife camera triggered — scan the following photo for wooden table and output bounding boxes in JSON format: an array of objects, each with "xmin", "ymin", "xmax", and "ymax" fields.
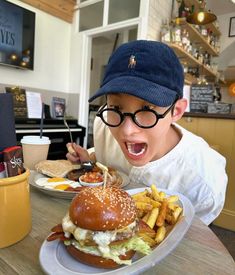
[{"xmin": 0, "ymin": 180, "xmax": 234, "ymax": 275}]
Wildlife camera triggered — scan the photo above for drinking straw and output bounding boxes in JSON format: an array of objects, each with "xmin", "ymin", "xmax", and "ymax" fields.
[{"xmin": 40, "ymin": 103, "xmax": 44, "ymax": 139}]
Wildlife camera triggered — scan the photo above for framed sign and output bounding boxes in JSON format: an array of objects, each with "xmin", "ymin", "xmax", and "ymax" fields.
[
  {"xmin": 229, "ymin": 17, "xmax": 235, "ymax": 37},
  {"xmin": 51, "ymin": 97, "xmax": 66, "ymax": 118},
  {"xmin": 5, "ymin": 86, "xmax": 27, "ymax": 117}
]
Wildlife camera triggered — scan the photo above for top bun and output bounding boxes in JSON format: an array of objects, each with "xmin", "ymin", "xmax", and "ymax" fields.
[{"xmin": 69, "ymin": 187, "xmax": 137, "ymax": 231}]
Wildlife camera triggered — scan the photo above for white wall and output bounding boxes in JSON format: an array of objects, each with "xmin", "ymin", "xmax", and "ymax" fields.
[
  {"xmin": 218, "ymin": 12, "xmax": 235, "ymax": 52},
  {"xmin": 217, "ymin": 12, "xmax": 235, "ymax": 69},
  {"xmin": 0, "ymin": 0, "xmax": 72, "ymax": 93},
  {"xmin": 147, "ymin": 0, "xmax": 172, "ymax": 40}
]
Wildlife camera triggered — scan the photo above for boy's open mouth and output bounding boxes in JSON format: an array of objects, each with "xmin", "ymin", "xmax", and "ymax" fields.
[{"xmin": 126, "ymin": 142, "xmax": 147, "ymax": 156}]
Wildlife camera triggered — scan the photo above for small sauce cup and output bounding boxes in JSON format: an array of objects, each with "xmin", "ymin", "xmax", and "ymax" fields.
[{"xmin": 79, "ymin": 172, "xmax": 104, "ymax": 187}]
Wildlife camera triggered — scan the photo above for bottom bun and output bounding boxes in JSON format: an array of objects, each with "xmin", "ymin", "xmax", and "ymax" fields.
[{"xmin": 66, "ymin": 244, "xmax": 135, "ymax": 269}]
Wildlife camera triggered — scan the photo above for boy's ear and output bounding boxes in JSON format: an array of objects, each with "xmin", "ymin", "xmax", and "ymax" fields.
[{"xmin": 172, "ymin": 98, "xmax": 188, "ymax": 122}]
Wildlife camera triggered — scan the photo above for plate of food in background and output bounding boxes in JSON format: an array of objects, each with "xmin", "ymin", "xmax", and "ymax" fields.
[{"xmin": 31, "ymin": 160, "xmax": 129, "ymax": 199}]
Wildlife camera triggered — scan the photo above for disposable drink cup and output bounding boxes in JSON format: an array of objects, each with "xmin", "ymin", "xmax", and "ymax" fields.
[{"xmin": 21, "ymin": 136, "xmax": 51, "ymax": 170}]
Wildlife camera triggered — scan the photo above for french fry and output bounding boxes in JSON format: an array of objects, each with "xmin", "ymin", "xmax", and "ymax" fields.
[
  {"xmin": 159, "ymin": 191, "xmax": 166, "ymax": 201},
  {"xmin": 138, "ymin": 220, "xmax": 156, "ymax": 238},
  {"xmin": 132, "ymin": 190, "xmax": 148, "ymax": 199},
  {"xmin": 133, "ymin": 196, "xmax": 161, "ymax": 208},
  {"xmin": 147, "ymin": 208, "xmax": 159, "ymax": 229},
  {"xmin": 156, "ymin": 199, "xmax": 168, "ymax": 227},
  {"xmin": 142, "ymin": 212, "xmax": 151, "ymax": 223},
  {"xmin": 165, "ymin": 213, "xmax": 173, "ymax": 224},
  {"xmin": 167, "ymin": 195, "xmax": 179, "ymax": 203},
  {"xmin": 138, "ymin": 233, "xmax": 157, "ymax": 247},
  {"xmin": 135, "ymin": 201, "xmax": 153, "ymax": 211},
  {"xmin": 172, "ymin": 206, "xmax": 183, "ymax": 224},
  {"xmin": 155, "ymin": 226, "xmax": 166, "ymax": 244},
  {"xmin": 150, "ymin": 200, "xmax": 161, "ymax": 208},
  {"xmin": 168, "ymin": 202, "xmax": 178, "ymax": 211},
  {"xmin": 151, "ymin": 184, "xmax": 161, "ymax": 201}
]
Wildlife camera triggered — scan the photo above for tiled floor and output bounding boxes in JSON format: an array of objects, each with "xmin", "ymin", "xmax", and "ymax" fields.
[{"xmin": 210, "ymin": 224, "xmax": 235, "ymax": 260}]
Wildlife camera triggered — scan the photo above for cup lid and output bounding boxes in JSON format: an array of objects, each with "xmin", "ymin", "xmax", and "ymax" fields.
[{"xmin": 21, "ymin": 136, "xmax": 51, "ymax": 145}]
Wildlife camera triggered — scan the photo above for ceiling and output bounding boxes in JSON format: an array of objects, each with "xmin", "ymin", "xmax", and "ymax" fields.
[
  {"xmin": 19, "ymin": 0, "xmax": 235, "ymax": 24},
  {"xmin": 207, "ymin": 0, "xmax": 235, "ymax": 15},
  {"xmin": 20, "ymin": 0, "xmax": 76, "ymax": 23}
]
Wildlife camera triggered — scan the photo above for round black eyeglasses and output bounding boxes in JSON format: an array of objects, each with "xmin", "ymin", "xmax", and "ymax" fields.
[{"xmin": 96, "ymin": 98, "xmax": 178, "ymax": 129}]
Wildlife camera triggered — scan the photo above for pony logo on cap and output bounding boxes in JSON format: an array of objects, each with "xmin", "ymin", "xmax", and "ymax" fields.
[{"xmin": 128, "ymin": 55, "xmax": 136, "ymax": 68}]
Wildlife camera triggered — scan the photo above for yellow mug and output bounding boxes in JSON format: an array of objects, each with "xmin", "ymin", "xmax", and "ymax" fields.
[{"xmin": 0, "ymin": 169, "xmax": 31, "ymax": 248}]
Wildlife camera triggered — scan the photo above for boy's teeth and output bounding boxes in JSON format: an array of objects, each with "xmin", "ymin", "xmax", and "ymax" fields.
[{"xmin": 127, "ymin": 143, "xmax": 146, "ymax": 156}]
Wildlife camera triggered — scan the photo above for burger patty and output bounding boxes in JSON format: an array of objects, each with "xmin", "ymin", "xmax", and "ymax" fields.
[
  {"xmin": 77, "ymin": 226, "xmax": 138, "ymax": 246},
  {"xmin": 62, "ymin": 212, "xmax": 138, "ymax": 247}
]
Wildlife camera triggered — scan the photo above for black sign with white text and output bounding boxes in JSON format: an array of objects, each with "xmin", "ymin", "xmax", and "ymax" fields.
[{"xmin": 190, "ymin": 85, "xmax": 214, "ymax": 113}]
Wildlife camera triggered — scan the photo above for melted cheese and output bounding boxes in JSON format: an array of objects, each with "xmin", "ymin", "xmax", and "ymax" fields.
[
  {"xmin": 74, "ymin": 227, "xmax": 88, "ymax": 241},
  {"xmin": 62, "ymin": 213, "xmax": 76, "ymax": 238}
]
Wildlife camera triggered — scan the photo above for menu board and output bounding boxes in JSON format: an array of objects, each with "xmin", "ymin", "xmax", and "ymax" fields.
[{"xmin": 190, "ymin": 85, "xmax": 214, "ymax": 113}]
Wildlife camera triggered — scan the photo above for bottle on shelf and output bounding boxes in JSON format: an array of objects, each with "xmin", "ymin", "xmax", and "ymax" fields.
[
  {"xmin": 204, "ymin": 51, "xmax": 211, "ymax": 67},
  {"xmin": 214, "ymin": 37, "xmax": 220, "ymax": 53},
  {"xmin": 178, "ymin": 0, "xmax": 186, "ymax": 18},
  {"xmin": 187, "ymin": 42, "xmax": 193, "ymax": 54},
  {"xmin": 198, "ymin": 47, "xmax": 204, "ymax": 64},
  {"xmin": 160, "ymin": 19, "xmax": 171, "ymax": 43},
  {"xmin": 209, "ymin": 32, "xmax": 216, "ymax": 48},
  {"xmin": 194, "ymin": 48, "xmax": 200, "ymax": 60},
  {"xmin": 173, "ymin": 18, "xmax": 182, "ymax": 46},
  {"xmin": 201, "ymin": 26, "xmax": 208, "ymax": 37},
  {"xmin": 181, "ymin": 29, "xmax": 188, "ymax": 50}
]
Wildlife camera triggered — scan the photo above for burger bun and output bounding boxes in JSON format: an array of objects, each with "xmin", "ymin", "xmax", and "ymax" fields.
[
  {"xmin": 69, "ymin": 187, "xmax": 137, "ymax": 231},
  {"xmin": 66, "ymin": 244, "xmax": 135, "ymax": 269}
]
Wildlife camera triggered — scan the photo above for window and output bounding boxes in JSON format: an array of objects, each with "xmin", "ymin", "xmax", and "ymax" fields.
[
  {"xmin": 78, "ymin": 0, "xmax": 140, "ymax": 31},
  {"xmin": 108, "ymin": 0, "xmax": 140, "ymax": 24},
  {"xmin": 79, "ymin": 1, "xmax": 104, "ymax": 31}
]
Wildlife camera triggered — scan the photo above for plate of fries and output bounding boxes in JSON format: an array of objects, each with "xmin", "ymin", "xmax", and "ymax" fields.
[{"xmin": 39, "ymin": 185, "xmax": 194, "ymax": 275}]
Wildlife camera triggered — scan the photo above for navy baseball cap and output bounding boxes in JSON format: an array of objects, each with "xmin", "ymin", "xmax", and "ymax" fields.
[{"xmin": 89, "ymin": 40, "xmax": 184, "ymax": 107}]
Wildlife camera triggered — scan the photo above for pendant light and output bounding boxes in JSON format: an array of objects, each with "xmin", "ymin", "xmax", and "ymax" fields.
[{"xmin": 186, "ymin": 0, "xmax": 217, "ymax": 25}]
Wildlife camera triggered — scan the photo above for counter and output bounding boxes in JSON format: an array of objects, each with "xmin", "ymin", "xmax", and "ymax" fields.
[{"xmin": 183, "ymin": 112, "xmax": 235, "ymax": 120}]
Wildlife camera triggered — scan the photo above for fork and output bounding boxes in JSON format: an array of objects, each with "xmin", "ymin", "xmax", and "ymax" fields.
[
  {"xmin": 63, "ymin": 117, "xmax": 75, "ymax": 154},
  {"xmin": 63, "ymin": 117, "xmax": 94, "ymax": 170}
]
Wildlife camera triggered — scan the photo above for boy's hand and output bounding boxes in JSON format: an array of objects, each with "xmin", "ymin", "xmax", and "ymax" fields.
[{"xmin": 66, "ymin": 143, "xmax": 90, "ymax": 164}]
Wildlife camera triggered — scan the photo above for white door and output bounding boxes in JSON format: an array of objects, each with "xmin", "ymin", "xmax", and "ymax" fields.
[{"xmin": 76, "ymin": 0, "xmax": 149, "ymax": 147}]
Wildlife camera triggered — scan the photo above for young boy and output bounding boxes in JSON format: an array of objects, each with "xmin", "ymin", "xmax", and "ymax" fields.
[{"xmin": 67, "ymin": 40, "xmax": 227, "ymax": 225}]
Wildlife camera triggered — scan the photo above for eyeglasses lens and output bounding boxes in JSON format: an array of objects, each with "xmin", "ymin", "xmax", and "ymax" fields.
[
  {"xmin": 134, "ymin": 110, "xmax": 157, "ymax": 127},
  {"xmin": 106, "ymin": 109, "xmax": 122, "ymax": 126}
]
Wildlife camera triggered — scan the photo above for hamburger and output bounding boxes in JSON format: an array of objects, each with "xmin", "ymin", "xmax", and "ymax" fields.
[{"xmin": 47, "ymin": 186, "xmax": 151, "ymax": 268}]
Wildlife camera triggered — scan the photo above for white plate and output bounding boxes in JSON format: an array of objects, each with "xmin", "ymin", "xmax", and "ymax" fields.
[
  {"xmin": 31, "ymin": 172, "xmax": 130, "ymax": 200},
  {"xmin": 30, "ymin": 172, "xmax": 81, "ymax": 200},
  {"xmin": 39, "ymin": 188, "xmax": 195, "ymax": 274}
]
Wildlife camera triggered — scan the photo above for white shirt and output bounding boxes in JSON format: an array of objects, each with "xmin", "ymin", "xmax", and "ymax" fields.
[{"xmin": 90, "ymin": 117, "xmax": 228, "ymax": 225}]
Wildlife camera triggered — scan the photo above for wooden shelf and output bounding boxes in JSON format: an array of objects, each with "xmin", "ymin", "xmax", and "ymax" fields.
[
  {"xmin": 185, "ymin": 73, "xmax": 197, "ymax": 85},
  {"xmin": 167, "ymin": 43, "xmax": 225, "ymax": 83},
  {"xmin": 183, "ymin": 0, "xmax": 221, "ymax": 36},
  {"xmin": 178, "ymin": 18, "xmax": 219, "ymax": 56}
]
